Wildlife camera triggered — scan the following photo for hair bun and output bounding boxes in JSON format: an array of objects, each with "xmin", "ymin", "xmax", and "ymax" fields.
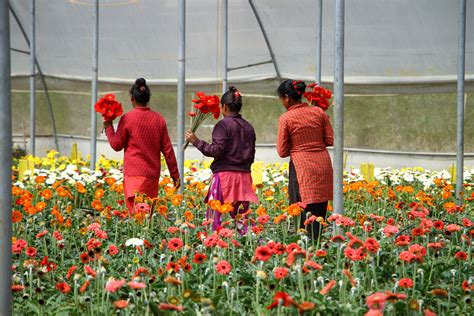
[
  {"xmin": 135, "ymin": 77, "xmax": 147, "ymax": 87},
  {"xmin": 296, "ymin": 81, "xmax": 306, "ymax": 92}
]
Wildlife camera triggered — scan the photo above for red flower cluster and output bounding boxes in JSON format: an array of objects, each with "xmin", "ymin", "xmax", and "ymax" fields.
[
  {"xmin": 192, "ymin": 92, "xmax": 220, "ymax": 119},
  {"xmin": 94, "ymin": 94, "xmax": 123, "ymax": 121},
  {"xmin": 303, "ymin": 83, "xmax": 332, "ymax": 110}
]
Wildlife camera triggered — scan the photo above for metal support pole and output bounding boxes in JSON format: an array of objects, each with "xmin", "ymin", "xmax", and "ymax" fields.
[
  {"xmin": 222, "ymin": 0, "xmax": 228, "ymax": 93},
  {"xmin": 177, "ymin": 0, "xmax": 186, "ymax": 192},
  {"xmin": 248, "ymin": 0, "xmax": 281, "ymax": 78},
  {"xmin": 29, "ymin": 0, "xmax": 35, "ymax": 156},
  {"xmin": 9, "ymin": 2, "xmax": 59, "ymax": 153},
  {"xmin": 0, "ymin": 0, "xmax": 12, "ymax": 314},
  {"xmin": 90, "ymin": 0, "xmax": 99, "ymax": 170},
  {"xmin": 333, "ymin": 0, "xmax": 345, "ymax": 216},
  {"xmin": 456, "ymin": 0, "xmax": 466, "ymax": 205},
  {"xmin": 315, "ymin": 0, "xmax": 323, "ymax": 85}
]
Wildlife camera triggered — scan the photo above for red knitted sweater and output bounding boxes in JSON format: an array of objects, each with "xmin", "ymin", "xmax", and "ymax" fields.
[{"xmin": 105, "ymin": 106, "xmax": 179, "ymax": 180}]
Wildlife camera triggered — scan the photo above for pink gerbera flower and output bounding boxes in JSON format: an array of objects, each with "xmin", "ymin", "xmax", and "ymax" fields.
[
  {"xmin": 215, "ymin": 260, "xmax": 232, "ymax": 275},
  {"xmin": 105, "ymin": 279, "xmax": 126, "ymax": 292},
  {"xmin": 167, "ymin": 238, "xmax": 184, "ymax": 252}
]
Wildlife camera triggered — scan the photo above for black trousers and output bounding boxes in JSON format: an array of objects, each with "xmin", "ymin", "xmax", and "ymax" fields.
[{"xmin": 289, "ymin": 161, "xmax": 328, "ymax": 240}]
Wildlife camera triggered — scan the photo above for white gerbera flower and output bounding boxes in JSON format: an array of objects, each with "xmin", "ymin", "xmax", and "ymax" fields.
[{"xmin": 125, "ymin": 238, "xmax": 144, "ymax": 247}]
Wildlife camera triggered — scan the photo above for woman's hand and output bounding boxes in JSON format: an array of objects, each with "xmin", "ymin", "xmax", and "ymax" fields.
[
  {"xmin": 173, "ymin": 178, "xmax": 181, "ymax": 190},
  {"xmin": 185, "ymin": 130, "xmax": 198, "ymax": 143},
  {"xmin": 103, "ymin": 120, "xmax": 113, "ymax": 128}
]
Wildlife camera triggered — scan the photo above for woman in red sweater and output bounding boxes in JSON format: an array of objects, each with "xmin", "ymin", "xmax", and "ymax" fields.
[{"xmin": 104, "ymin": 78, "xmax": 180, "ymax": 215}]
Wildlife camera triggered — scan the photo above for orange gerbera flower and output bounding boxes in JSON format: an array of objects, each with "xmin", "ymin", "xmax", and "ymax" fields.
[
  {"xmin": 76, "ymin": 182, "xmax": 87, "ymax": 194},
  {"xmin": 256, "ymin": 206, "xmax": 267, "ymax": 216},
  {"xmin": 35, "ymin": 175, "xmax": 46, "ymax": 184},
  {"xmin": 105, "ymin": 177, "xmax": 116, "ymax": 186},
  {"xmin": 184, "ymin": 211, "xmax": 194, "ymax": 221},
  {"xmin": 159, "ymin": 177, "xmax": 171, "ymax": 186},
  {"xmin": 115, "ymin": 183, "xmax": 123, "ymax": 193},
  {"xmin": 287, "ymin": 203, "xmax": 302, "ymax": 216},
  {"xmin": 35, "ymin": 201, "xmax": 47, "ymax": 212},
  {"xmin": 40, "ymin": 189, "xmax": 53, "ymax": 200},
  {"xmin": 171, "ymin": 194, "xmax": 183, "ymax": 206},
  {"xmin": 91, "ymin": 199, "xmax": 103, "ymax": 211},
  {"xmin": 12, "ymin": 210, "xmax": 22, "ymax": 223},
  {"xmin": 94, "ymin": 189, "xmax": 105, "ymax": 199},
  {"xmin": 208, "ymin": 200, "xmax": 221, "ymax": 210},
  {"xmin": 164, "ymin": 276, "xmax": 183, "ymax": 286},
  {"xmin": 157, "ymin": 205, "xmax": 168, "ymax": 218},
  {"xmin": 12, "ymin": 186, "xmax": 23, "ymax": 196},
  {"xmin": 56, "ymin": 186, "xmax": 70, "ymax": 198},
  {"xmin": 274, "ymin": 214, "xmax": 287, "ymax": 224},
  {"xmin": 264, "ymin": 189, "xmax": 274, "ymax": 197},
  {"xmin": 218, "ymin": 203, "xmax": 233, "ymax": 214}
]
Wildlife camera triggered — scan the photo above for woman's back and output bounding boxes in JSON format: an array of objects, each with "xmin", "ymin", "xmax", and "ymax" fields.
[
  {"xmin": 279, "ymin": 103, "xmax": 333, "ymax": 154},
  {"xmin": 107, "ymin": 106, "xmax": 178, "ymax": 179}
]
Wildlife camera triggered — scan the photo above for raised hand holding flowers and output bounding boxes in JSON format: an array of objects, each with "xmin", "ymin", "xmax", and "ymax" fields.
[
  {"xmin": 94, "ymin": 93, "xmax": 123, "ymax": 122},
  {"xmin": 184, "ymin": 92, "xmax": 221, "ymax": 149},
  {"xmin": 303, "ymin": 83, "xmax": 332, "ymax": 111}
]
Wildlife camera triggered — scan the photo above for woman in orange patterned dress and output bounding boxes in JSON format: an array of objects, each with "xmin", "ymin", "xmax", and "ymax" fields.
[{"xmin": 276, "ymin": 79, "xmax": 334, "ymax": 240}]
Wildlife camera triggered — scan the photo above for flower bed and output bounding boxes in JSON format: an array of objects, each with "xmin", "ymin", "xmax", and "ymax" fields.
[{"xmin": 10, "ymin": 153, "xmax": 474, "ymax": 315}]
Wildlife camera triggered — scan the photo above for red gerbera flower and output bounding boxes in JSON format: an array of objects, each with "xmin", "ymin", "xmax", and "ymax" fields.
[
  {"xmin": 398, "ymin": 278, "xmax": 414, "ymax": 288},
  {"xmin": 167, "ymin": 238, "xmax": 184, "ymax": 252},
  {"xmin": 192, "ymin": 252, "xmax": 207, "ymax": 264},
  {"xmin": 395, "ymin": 235, "xmax": 411, "ymax": 246},
  {"xmin": 273, "ymin": 267, "xmax": 289, "ymax": 279},
  {"xmin": 80, "ymin": 252, "xmax": 90, "ymax": 264},
  {"xmin": 320, "ymin": 280, "xmax": 337, "ymax": 295},
  {"xmin": 56, "ymin": 282, "xmax": 71, "ymax": 294},
  {"xmin": 84, "ymin": 265, "xmax": 97, "ymax": 278},
  {"xmin": 25, "ymin": 246, "xmax": 37, "ymax": 257},
  {"xmin": 266, "ymin": 292, "xmax": 297, "ymax": 310},
  {"xmin": 255, "ymin": 245, "xmax": 272, "ymax": 262},
  {"xmin": 454, "ymin": 251, "xmax": 468, "ymax": 261}
]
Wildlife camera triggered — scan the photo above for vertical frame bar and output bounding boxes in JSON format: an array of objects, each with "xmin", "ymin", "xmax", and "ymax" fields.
[
  {"xmin": 90, "ymin": 0, "xmax": 99, "ymax": 170},
  {"xmin": 315, "ymin": 0, "xmax": 323, "ymax": 85},
  {"xmin": 333, "ymin": 0, "xmax": 345, "ymax": 216},
  {"xmin": 29, "ymin": 0, "xmax": 35, "ymax": 156},
  {"xmin": 0, "ymin": 0, "xmax": 12, "ymax": 314},
  {"xmin": 222, "ymin": 0, "xmax": 228, "ymax": 93},
  {"xmin": 177, "ymin": 0, "xmax": 186, "ymax": 192},
  {"xmin": 456, "ymin": 0, "xmax": 466, "ymax": 205}
]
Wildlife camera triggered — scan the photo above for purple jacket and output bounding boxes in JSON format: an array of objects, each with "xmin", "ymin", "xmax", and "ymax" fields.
[{"xmin": 192, "ymin": 113, "xmax": 256, "ymax": 173}]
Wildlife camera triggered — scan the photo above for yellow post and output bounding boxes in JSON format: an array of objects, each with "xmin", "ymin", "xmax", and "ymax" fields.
[
  {"xmin": 18, "ymin": 159, "xmax": 28, "ymax": 180},
  {"xmin": 449, "ymin": 164, "xmax": 456, "ymax": 183},
  {"xmin": 77, "ymin": 151, "xmax": 82, "ymax": 161},
  {"xmin": 27, "ymin": 157, "xmax": 35, "ymax": 171},
  {"xmin": 71, "ymin": 143, "xmax": 78, "ymax": 161},
  {"xmin": 360, "ymin": 163, "xmax": 374, "ymax": 182},
  {"xmin": 343, "ymin": 151, "xmax": 349, "ymax": 170},
  {"xmin": 251, "ymin": 161, "xmax": 264, "ymax": 185}
]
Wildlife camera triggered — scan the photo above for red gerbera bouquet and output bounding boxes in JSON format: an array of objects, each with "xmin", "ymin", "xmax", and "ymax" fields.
[
  {"xmin": 94, "ymin": 93, "xmax": 123, "ymax": 121},
  {"xmin": 184, "ymin": 92, "xmax": 221, "ymax": 149},
  {"xmin": 303, "ymin": 83, "xmax": 332, "ymax": 111}
]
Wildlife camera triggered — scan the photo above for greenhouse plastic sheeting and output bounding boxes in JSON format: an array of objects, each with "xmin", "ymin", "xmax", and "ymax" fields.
[{"xmin": 9, "ymin": 0, "xmax": 474, "ymax": 84}]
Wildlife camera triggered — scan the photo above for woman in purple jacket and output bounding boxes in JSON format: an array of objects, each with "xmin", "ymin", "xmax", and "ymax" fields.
[{"xmin": 185, "ymin": 86, "xmax": 258, "ymax": 234}]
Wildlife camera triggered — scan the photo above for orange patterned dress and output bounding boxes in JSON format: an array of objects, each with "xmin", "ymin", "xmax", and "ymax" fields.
[{"xmin": 277, "ymin": 103, "xmax": 334, "ymax": 204}]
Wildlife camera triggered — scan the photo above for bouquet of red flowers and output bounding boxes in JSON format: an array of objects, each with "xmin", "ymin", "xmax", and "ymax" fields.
[
  {"xmin": 303, "ymin": 83, "xmax": 332, "ymax": 111},
  {"xmin": 184, "ymin": 92, "xmax": 221, "ymax": 149},
  {"xmin": 94, "ymin": 94, "xmax": 123, "ymax": 121}
]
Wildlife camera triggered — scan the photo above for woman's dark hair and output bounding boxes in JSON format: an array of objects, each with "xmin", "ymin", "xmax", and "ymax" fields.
[
  {"xmin": 277, "ymin": 79, "xmax": 306, "ymax": 100},
  {"xmin": 130, "ymin": 77, "xmax": 151, "ymax": 105},
  {"xmin": 221, "ymin": 86, "xmax": 242, "ymax": 112}
]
